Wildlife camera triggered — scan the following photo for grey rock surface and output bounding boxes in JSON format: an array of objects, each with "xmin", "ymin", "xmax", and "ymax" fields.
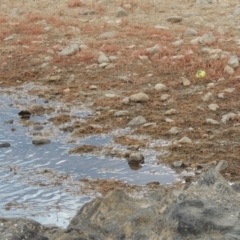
[{"xmin": 2, "ymin": 164, "xmax": 240, "ymax": 240}]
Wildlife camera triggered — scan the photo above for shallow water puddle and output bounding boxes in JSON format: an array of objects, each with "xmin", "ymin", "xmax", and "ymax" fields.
[{"xmin": 0, "ymin": 84, "xmax": 178, "ymax": 227}]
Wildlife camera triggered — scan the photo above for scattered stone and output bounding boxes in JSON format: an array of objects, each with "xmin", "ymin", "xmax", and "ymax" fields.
[
  {"xmin": 166, "ymin": 16, "xmax": 182, "ymax": 23},
  {"xmin": 89, "ymin": 85, "xmax": 97, "ymax": 90},
  {"xmin": 18, "ymin": 110, "xmax": 31, "ymax": 119},
  {"xmin": 172, "ymin": 160, "xmax": 184, "ymax": 168},
  {"xmin": 10, "ymin": 8, "xmax": 20, "ymax": 16},
  {"xmin": 202, "ymin": 92, "xmax": 213, "ymax": 102},
  {"xmin": 224, "ymin": 65, "xmax": 235, "ymax": 75},
  {"xmin": 146, "ymin": 44, "xmax": 161, "ymax": 54},
  {"xmin": 161, "ymin": 94, "xmax": 170, "ymax": 101},
  {"xmin": 129, "ymin": 92, "xmax": 149, "ymax": 103},
  {"xmin": 127, "ymin": 152, "xmax": 144, "ymax": 165},
  {"xmin": 4, "ymin": 36, "xmax": 14, "ymax": 41},
  {"xmin": 59, "ymin": 43, "xmax": 79, "ymax": 56},
  {"xmin": 127, "ymin": 116, "xmax": 147, "ymax": 126},
  {"xmin": 89, "ymin": 124, "xmax": 103, "ymax": 129},
  {"xmin": 98, "ymin": 53, "xmax": 110, "ymax": 64},
  {"xmin": 164, "ymin": 109, "xmax": 177, "ymax": 115},
  {"xmin": 98, "ymin": 62, "xmax": 109, "ymax": 68},
  {"xmin": 121, "ymin": 97, "xmax": 130, "ymax": 104},
  {"xmin": 172, "ymin": 40, "xmax": 184, "ymax": 47},
  {"xmin": 105, "ymin": 63, "xmax": 115, "ymax": 69},
  {"xmin": 165, "ymin": 118, "xmax": 174, "ymax": 123},
  {"xmin": 82, "ymin": 10, "xmax": 98, "ymax": 15},
  {"xmin": 116, "ymin": 7, "xmax": 128, "ymax": 17},
  {"xmin": 109, "ymin": 56, "xmax": 118, "ymax": 62},
  {"xmin": 183, "ymin": 28, "xmax": 198, "ymax": 36},
  {"xmin": 154, "ymin": 83, "xmax": 167, "ymax": 91},
  {"xmin": 181, "ymin": 77, "xmax": 191, "ymax": 86},
  {"xmin": 105, "ymin": 93, "xmax": 116, "ymax": 98},
  {"xmin": 169, "ymin": 126, "xmax": 181, "ymax": 135},
  {"xmin": 207, "ymin": 83, "xmax": 215, "ymax": 89},
  {"xmin": 32, "ymin": 137, "xmax": 51, "ymax": 145},
  {"xmin": 99, "ymin": 32, "xmax": 116, "ymax": 39},
  {"xmin": 138, "ymin": 55, "xmax": 149, "ymax": 61},
  {"xmin": 178, "ymin": 136, "xmax": 192, "ymax": 144},
  {"xmin": 0, "ymin": 142, "xmax": 11, "ymax": 148},
  {"xmin": 199, "ymin": 32, "xmax": 216, "ymax": 45},
  {"xmin": 215, "ymin": 160, "xmax": 228, "ymax": 172},
  {"xmin": 234, "ymin": 7, "xmax": 240, "ymax": 16},
  {"xmin": 48, "ymin": 75, "xmax": 61, "ymax": 82},
  {"xmin": 208, "ymin": 103, "xmax": 219, "ymax": 111},
  {"xmin": 221, "ymin": 112, "xmax": 236, "ymax": 124},
  {"xmin": 143, "ymin": 122, "xmax": 156, "ymax": 127},
  {"xmin": 206, "ymin": 118, "xmax": 220, "ymax": 125},
  {"xmin": 218, "ymin": 93, "xmax": 224, "ymax": 98},
  {"xmin": 114, "ymin": 110, "xmax": 129, "ymax": 117},
  {"xmin": 224, "ymin": 88, "xmax": 235, "ymax": 93},
  {"xmin": 228, "ymin": 55, "xmax": 239, "ymax": 68}
]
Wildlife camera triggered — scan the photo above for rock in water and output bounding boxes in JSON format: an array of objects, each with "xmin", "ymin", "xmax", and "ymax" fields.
[
  {"xmin": 32, "ymin": 137, "xmax": 51, "ymax": 145},
  {"xmin": 18, "ymin": 110, "xmax": 31, "ymax": 119},
  {"xmin": 0, "ymin": 142, "xmax": 11, "ymax": 148}
]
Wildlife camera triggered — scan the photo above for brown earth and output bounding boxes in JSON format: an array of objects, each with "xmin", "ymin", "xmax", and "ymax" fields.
[{"xmin": 1, "ymin": 0, "xmax": 240, "ymax": 194}]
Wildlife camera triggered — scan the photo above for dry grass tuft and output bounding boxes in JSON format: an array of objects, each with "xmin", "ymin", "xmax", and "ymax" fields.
[{"xmin": 67, "ymin": 0, "xmax": 84, "ymax": 8}]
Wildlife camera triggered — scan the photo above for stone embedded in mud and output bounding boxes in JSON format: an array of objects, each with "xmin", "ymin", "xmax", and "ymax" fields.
[
  {"xmin": 208, "ymin": 103, "xmax": 219, "ymax": 111},
  {"xmin": 129, "ymin": 92, "xmax": 149, "ymax": 103},
  {"xmin": 99, "ymin": 31, "xmax": 116, "ymax": 39},
  {"xmin": 116, "ymin": 7, "xmax": 128, "ymax": 17},
  {"xmin": 183, "ymin": 28, "xmax": 198, "ymax": 37},
  {"xmin": 59, "ymin": 43, "xmax": 80, "ymax": 56},
  {"xmin": 32, "ymin": 137, "xmax": 51, "ymax": 145},
  {"xmin": 224, "ymin": 65, "xmax": 235, "ymax": 75},
  {"xmin": 114, "ymin": 110, "xmax": 129, "ymax": 117},
  {"xmin": 199, "ymin": 31, "xmax": 216, "ymax": 45},
  {"xmin": 228, "ymin": 55, "xmax": 239, "ymax": 68},
  {"xmin": 169, "ymin": 127, "xmax": 181, "ymax": 135},
  {"xmin": 0, "ymin": 142, "xmax": 11, "ymax": 148},
  {"xmin": 181, "ymin": 77, "xmax": 191, "ymax": 86},
  {"xmin": 172, "ymin": 160, "xmax": 184, "ymax": 168},
  {"xmin": 127, "ymin": 116, "xmax": 147, "ymax": 127},
  {"xmin": 206, "ymin": 118, "xmax": 220, "ymax": 125},
  {"xmin": 166, "ymin": 16, "xmax": 182, "ymax": 23},
  {"xmin": 215, "ymin": 160, "xmax": 228, "ymax": 172},
  {"xmin": 98, "ymin": 53, "xmax": 110, "ymax": 64},
  {"xmin": 146, "ymin": 44, "xmax": 162, "ymax": 55},
  {"xmin": 161, "ymin": 94, "xmax": 170, "ymax": 101},
  {"xmin": 164, "ymin": 109, "xmax": 177, "ymax": 115},
  {"xmin": 221, "ymin": 112, "xmax": 236, "ymax": 124},
  {"xmin": 202, "ymin": 92, "xmax": 213, "ymax": 102},
  {"xmin": 154, "ymin": 83, "xmax": 167, "ymax": 91},
  {"xmin": 178, "ymin": 136, "xmax": 192, "ymax": 144}
]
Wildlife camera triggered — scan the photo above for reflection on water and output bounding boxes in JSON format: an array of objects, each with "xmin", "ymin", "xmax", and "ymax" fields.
[{"xmin": 0, "ymin": 85, "xmax": 177, "ymax": 228}]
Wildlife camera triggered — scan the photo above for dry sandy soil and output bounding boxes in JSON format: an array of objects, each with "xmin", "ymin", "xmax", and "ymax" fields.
[{"xmin": 1, "ymin": 0, "xmax": 240, "ymax": 193}]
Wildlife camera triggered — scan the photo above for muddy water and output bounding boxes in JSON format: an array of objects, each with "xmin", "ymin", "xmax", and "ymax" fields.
[{"xmin": 0, "ymin": 84, "xmax": 177, "ymax": 228}]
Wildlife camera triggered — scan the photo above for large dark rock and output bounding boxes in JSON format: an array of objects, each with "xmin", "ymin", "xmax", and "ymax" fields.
[{"xmin": 2, "ymin": 161, "xmax": 240, "ymax": 239}]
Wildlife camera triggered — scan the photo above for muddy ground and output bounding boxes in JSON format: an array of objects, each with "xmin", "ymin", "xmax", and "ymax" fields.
[{"xmin": 1, "ymin": 0, "xmax": 240, "ymax": 196}]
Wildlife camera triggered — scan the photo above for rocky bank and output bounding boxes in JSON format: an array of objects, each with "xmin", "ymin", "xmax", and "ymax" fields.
[{"xmin": 1, "ymin": 160, "xmax": 240, "ymax": 240}]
